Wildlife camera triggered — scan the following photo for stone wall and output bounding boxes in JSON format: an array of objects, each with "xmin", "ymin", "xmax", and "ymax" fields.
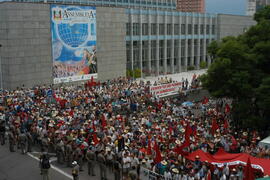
[
  {"xmin": 0, "ymin": 2, "xmax": 52, "ymax": 89},
  {"xmin": 96, "ymin": 7, "xmax": 127, "ymax": 81}
]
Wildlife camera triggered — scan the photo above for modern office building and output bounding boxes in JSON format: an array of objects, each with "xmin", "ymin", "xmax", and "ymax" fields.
[
  {"xmin": 0, "ymin": 1, "xmax": 256, "ymax": 89},
  {"xmin": 176, "ymin": 0, "xmax": 205, "ymax": 13},
  {"xmin": 247, "ymin": 0, "xmax": 270, "ymax": 16},
  {"xmin": 247, "ymin": 0, "xmax": 256, "ymax": 16}
]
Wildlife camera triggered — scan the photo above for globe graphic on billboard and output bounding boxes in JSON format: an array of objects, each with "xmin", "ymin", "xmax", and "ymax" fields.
[{"xmin": 58, "ymin": 23, "xmax": 89, "ymax": 48}]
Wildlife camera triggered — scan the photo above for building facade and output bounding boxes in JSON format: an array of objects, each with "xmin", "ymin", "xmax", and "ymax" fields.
[
  {"xmin": 0, "ymin": 1, "xmax": 256, "ymax": 89},
  {"xmin": 176, "ymin": 0, "xmax": 205, "ymax": 13},
  {"xmin": 247, "ymin": 0, "xmax": 270, "ymax": 16},
  {"xmin": 247, "ymin": 0, "xmax": 256, "ymax": 16}
]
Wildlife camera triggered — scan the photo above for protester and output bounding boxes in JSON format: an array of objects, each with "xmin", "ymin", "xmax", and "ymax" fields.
[{"xmin": 0, "ymin": 76, "xmax": 269, "ymax": 179}]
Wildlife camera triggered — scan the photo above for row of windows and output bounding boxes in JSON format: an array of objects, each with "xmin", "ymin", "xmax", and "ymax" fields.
[
  {"xmin": 127, "ymin": 23, "xmax": 215, "ymax": 36},
  {"xmin": 126, "ymin": 39, "xmax": 212, "ymax": 63}
]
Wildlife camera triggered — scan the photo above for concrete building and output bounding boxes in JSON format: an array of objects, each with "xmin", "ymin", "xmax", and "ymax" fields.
[
  {"xmin": 176, "ymin": 0, "xmax": 205, "ymax": 13},
  {"xmin": 0, "ymin": 1, "xmax": 256, "ymax": 89},
  {"xmin": 247, "ymin": 0, "xmax": 256, "ymax": 16},
  {"xmin": 247, "ymin": 0, "xmax": 270, "ymax": 16}
]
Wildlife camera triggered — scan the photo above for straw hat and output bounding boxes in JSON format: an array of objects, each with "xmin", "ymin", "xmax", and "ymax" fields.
[
  {"xmin": 175, "ymin": 140, "xmax": 181, "ymax": 145},
  {"xmin": 161, "ymin": 160, "xmax": 167, "ymax": 166},
  {"xmin": 172, "ymin": 168, "xmax": 179, "ymax": 174}
]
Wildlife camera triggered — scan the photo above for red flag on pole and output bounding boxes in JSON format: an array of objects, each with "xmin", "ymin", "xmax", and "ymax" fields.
[
  {"xmin": 101, "ymin": 114, "xmax": 107, "ymax": 129},
  {"xmin": 244, "ymin": 157, "xmax": 255, "ymax": 180},
  {"xmin": 147, "ymin": 139, "xmax": 152, "ymax": 155},
  {"xmin": 211, "ymin": 118, "xmax": 219, "ymax": 135},
  {"xmin": 224, "ymin": 118, "xmax": 229, "ymax": 129},
  {"xmin": 202, "ymin": 96, "xmax": 209, "ymax": 105},
  {"xmin": 154, "ymin": 141, "xmax": 162, "ymax": 164},
  {"xmin": 93, "ymin": 133, "xmax": 99, "ymax": 145},
  {"xmin": 225, "ymin": 103, "xmax": 231, "ymax": 114}
]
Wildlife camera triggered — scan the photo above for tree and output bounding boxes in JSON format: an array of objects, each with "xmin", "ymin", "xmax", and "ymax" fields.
[{"xmin": 201, "ymin": 6, "xmax": 270, "ymax": 133}]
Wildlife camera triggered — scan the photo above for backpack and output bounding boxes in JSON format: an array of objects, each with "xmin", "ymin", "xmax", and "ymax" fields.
[{"xmin": 41, "ymin": 155, "xmax": 51, "ymax": 169}]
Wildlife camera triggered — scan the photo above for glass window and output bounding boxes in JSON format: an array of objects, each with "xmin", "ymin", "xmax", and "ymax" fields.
[
  {"xmin": 151, "ymin": 23, "xmax": 157, "ymax": 35},
  {"xmin": 159, "ymin": 24, "xmax": 165, "ymax": 35},
  {"xmin": 206, "ymin": 25, "xmax": 210, "ymax": 35},
  {"xmin": 133, "ymin": 23, "xmax": 140, "ymax": 35},
  {"xmin": 174, "ymin": 24, "xmax": 179, "ymax": 35},
  {"xmin": 194, "ymin": 24, "xmax": 198, "ymax": 35},
  {"xmin": 200, "ymin": 24, "xmax": 204, "ymax": 34},
  {"xmin": 212, "ymin": 25, "xmax": 215, "ymax": 34},
  {"xmin": 188, "ymin": 24, "xmax": 192, "ymax": 35},
  {"xmin": 167, "ymin": 24, "xmax": 172, "ymax": 35},
  {"xmin": 181, "ymin": 24, "xmax": 186, "ymax": 34},
  {"xmin": 142, "ymin": 23, "xmax": 148, "ymax": 35},
  {"xmin": 126, "ymin": 23, "xmax": 131, "ymax": 36}
]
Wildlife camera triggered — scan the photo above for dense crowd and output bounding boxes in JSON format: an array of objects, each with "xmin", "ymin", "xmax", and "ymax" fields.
[{"xmin": 0, "ymin": 76, "xmax": 269, "ymax": 180}]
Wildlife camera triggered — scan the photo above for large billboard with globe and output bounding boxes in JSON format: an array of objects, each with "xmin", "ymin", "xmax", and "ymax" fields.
[{"xmin": 51, "ymin": 5, "xmax": 97, "ymax": 84}]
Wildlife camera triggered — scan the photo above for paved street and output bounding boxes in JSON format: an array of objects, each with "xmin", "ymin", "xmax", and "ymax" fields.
[
  {"xmin": 0, "ymin": 143, "xmax": 70, "ymax": 180},
  {"xmin": 0, "ymin": 143, "xmax": 116, "ymax": 180}
]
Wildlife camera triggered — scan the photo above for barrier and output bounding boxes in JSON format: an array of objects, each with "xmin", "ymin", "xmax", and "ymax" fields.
[
  {"xmin": 140, "ymin": 167, "xmax": 165, "ymax": 180},
  {"xmin": 150, "ymin": 82, "xmax": 181, "ymax": 98}
]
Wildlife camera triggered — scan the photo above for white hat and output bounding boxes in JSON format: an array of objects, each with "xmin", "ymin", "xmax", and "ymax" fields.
[{"xmin": 72, "ymin": 161, "xmax": 77, "ymax": 165}]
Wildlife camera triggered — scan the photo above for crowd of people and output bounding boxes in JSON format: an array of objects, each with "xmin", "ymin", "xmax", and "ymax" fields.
[{"xmin": 0, "ymin": 76, "xmax": 269, "ymax": 180}]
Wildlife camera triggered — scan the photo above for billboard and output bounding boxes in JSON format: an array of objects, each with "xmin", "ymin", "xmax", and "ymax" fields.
[{"xmin": 51, "ymin": 5, "xmax": 97, "ymax": 84}]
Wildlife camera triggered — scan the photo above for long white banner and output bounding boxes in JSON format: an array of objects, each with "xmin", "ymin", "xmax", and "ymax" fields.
[{"xmin": 150, "ymin": 82, "xmax": 181, "ymax": 98}]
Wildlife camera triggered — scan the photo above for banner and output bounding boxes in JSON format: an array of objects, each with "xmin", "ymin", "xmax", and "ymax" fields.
[
  {"xmin": 186, "ymin": 148, "xmax": 270, "ymax": 175},
  {"xmin": 150, "ymin": 82, "xmax": 181, "ymax": 98},
  {"xmin": 51, "ymin": 5, "xmax": 97, "ymax": 84}
]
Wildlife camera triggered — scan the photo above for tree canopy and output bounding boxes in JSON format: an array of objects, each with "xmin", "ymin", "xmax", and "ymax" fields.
[{"xmin": 201, "ymin": 6, "xmax": 270, "ymax": 134}]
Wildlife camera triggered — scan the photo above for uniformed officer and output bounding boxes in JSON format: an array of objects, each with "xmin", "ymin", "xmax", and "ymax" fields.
[
  {"xmin": 65, "ymin": 141, "xmax": 73, "ymax": 167},
  {"xmin": 73, "ymin": 146, "xmax": 83, "ymax": 171},
  {"xmin": 105, "ymin": 147, "xmax": 114, "ymax": 172},
  {"xmin": 113, "ymin": 157, "xmax": 121, "ymax": 180},
  {"xmin": 85, "ymin": 147, "xmax": 96, "ymax": 176},
  {"xmin": 97, "ymin": 150, "xmax": 107, "ymax": 180},
  {"xmin": 8, "ymin": 130, "xmax": 15, "ymax": 152},
  {"xmin": 72, "ymin": 161, "xmax": 80, "ymax": 180},
  {"xmin": 128, "ymin": 166, "xmax": 138, "ymax": 180},
  {"xmin": 56, "ymin": 140, "xmax": 65, "ymax": 164},
  {"xmin": 18, "ymin": 131, "xmax": 27, "ymax": 154},
  {"xmin": 26, "ymin": 131, "xmax": 33, "ymax": 152},
  {"xmin": 0, "ymin": 120, "xmax": 6, "ymax": 145}
]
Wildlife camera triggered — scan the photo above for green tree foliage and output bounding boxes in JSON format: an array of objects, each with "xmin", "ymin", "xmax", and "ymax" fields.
[{"xmin": 201, "ymin": 6, "xmax": 270, "ymax": 132}]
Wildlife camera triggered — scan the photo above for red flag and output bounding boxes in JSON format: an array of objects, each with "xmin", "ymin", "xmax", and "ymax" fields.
[
  {"xmin": 93, "ymin": 133, "xmax": 99, "ymax": 145},
  {"xmin": 244, "ymin": 157, "xmax": 255, "ymax": 180},
  {"xmin": 147, "ymin": 139, "xmax": 152, "ymax": 155},
  {"xmin": 230, "ymin": 135, "xmax": 238, "ymax": 151},
  {"xmin": 224, "ymin": 118, "xmax": 229, "ymax": 129},
  {"xmin": 101, "ymin": 114, "xmax": 107, "ymax": 129},
  {"xmin": 202, "ymin": 96, "xmax": 209, "ymax": 105},
  {"xmin": 173, "ymin": 123, "xmax": 192, "ymax": 155},
  {"xmin": 154, "ymin": 141, "xmax": 162, "ymax": 164},
  {"xmin": 206, "ymin": 170, "xmax": 212, "ymax": 180},
  {"xmin": 185, "ymin": 123, "xmax": 193, "ymax": 141},
  {"xmin": 225, "ymin": 103, "xmax": 231, "ymax": 114},
  {"xmin": 211, "ymin": 118, "xmax": 219, "ymax": 135}
]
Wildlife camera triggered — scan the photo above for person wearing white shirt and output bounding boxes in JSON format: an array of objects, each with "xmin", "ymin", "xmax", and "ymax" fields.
[{"xmin": 122, "ymin": 153, "xmax": 131, "ymax": 178}]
